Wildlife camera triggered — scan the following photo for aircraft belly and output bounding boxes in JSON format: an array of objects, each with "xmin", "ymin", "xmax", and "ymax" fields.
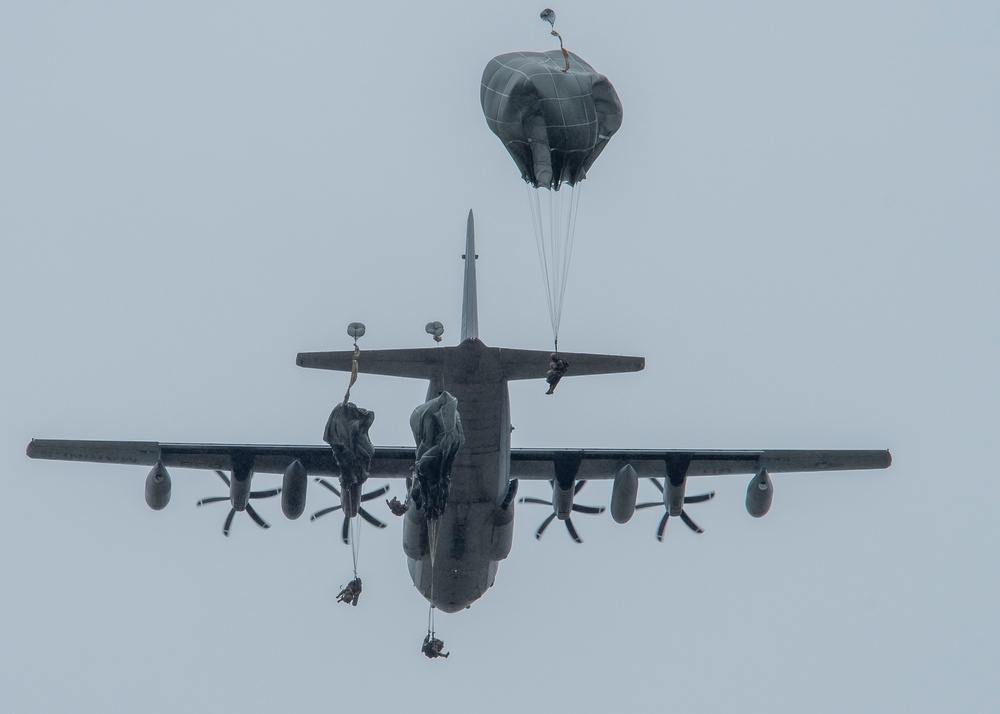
[
  {"xmin": 405, "ymin": 501, "xmax": 508, "ymax": 612},
  {"xmin": 437, "ymin": 375, "xmax": 510, "ymax": 503},
  {"xmin": 404, "ymin": 339, "xmax": 516, "ymax": 611}
]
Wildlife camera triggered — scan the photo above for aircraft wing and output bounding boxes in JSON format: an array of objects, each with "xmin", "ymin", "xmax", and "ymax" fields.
[
  {"xmin": 26, "ymin": 440, "xmax": 415, "ymax": 478},
  {"xmin": 27, "ymin": 440, "xmax": 890, "ymax": 481},
  {"xmin": 508, "ymin": 448, "xmax": 892, "ymax": 479}
]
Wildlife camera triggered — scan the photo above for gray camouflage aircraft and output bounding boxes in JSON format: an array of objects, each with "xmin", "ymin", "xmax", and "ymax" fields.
[{"xmin": 27, "ymin": 211, "xmax": 891, "ymax": 614}]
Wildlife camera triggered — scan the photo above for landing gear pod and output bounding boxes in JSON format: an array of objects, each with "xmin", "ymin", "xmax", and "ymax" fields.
[
  {"xmin": 144, "ymin": 461, "xmax": 171, "ymax": 511},
  {"xmin": 611, "ymin": 464, "xmax": 638, "ymax": 524},
  {"xmin": 281, "ymin": 460, "xmax": 308, "ymax": 520},
  {"xmin": 746, "ymin": 468, "xmax": 773, "ymax": 518}
]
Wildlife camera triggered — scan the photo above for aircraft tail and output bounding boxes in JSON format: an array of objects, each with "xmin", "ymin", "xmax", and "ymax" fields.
[
  {"xmin": 461, "ymin": 209, "xmax": 478, "ymax": 341},
  {"xmin": 296, "ymin": 210, "xmax": 644, "ymax": 382}
]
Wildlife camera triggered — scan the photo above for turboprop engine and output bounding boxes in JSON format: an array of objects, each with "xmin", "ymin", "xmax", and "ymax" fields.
[
  {"xmin": 144, "ymin": 461, "xmax": 171, "ymax": 510},
  {"xmin": 746, "ymin": 468, "xmax": 773, "ymax": 517},
  {"xmin": 520, "ymin": 480, "xmax": 605, "ymax": 543},
  {"xmin": 665, "ymin": 476, "xmax": 687, "ymax": 517},
  {"xmin": 552, "ymin": 479, "xmax": 574, "ymax": 519}
]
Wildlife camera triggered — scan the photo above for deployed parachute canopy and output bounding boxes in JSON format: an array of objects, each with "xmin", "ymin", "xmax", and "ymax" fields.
[
  {"xmin": 480, "ymin": 50, "xmax": 623, "ymax": 190},
  {"xmin": 481, "ymin": 46, "xmax": 623, "ymax": 348}
]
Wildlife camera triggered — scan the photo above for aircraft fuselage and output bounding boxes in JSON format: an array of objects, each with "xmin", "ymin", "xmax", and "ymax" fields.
[{"xmin": 403, "ymin": 338, "xmax": 516, "ymax": 612}]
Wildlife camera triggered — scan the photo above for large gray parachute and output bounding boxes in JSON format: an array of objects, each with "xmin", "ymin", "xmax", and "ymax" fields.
[{"xmin": 481, "ymin": 50, "xmax": 623, "ymax": 190}]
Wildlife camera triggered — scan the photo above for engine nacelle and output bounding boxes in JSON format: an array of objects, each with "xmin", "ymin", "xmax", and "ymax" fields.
[
  {"xmin": 281, "ymin": 460, "xmax": 308, "ymax": 520},
  {"xmin": 665, "ymin": 477, "xmax": 686, "ymax": 517},
  {"xmin": 553, "ymin": 480, "xmax": 574, "ymax": 520},
  {"xmin": 144, "ymin": 461, "xmax": 171, "ymax": 511},
  {"xmin": 746, "ymin": 468, "xmax": 773, "ymax": 518},
  {"xmin": 611, "ymin": 464, "xmax": 638, "ymax": 524}
]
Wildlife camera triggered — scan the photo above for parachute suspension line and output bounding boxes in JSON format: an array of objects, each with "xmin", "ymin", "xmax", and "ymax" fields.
[
  {"xmin": 427, "ymin": 518, "xmax": 440, "ymax": 570},
  {"xmin": 350, "ymin": 513, "xmax": 362, "ymax": 577},
  {"xmin": 527, "ymin": 183, "xmax": 582, "ymax": 349},
  {"xmin": 556, "ymin": 182, "xmax": 582, "ymax": 333},
  {"xmin": 426, "ymin": 517, "xmax": 439, "ymax": 638},
  {"xmin": 342, "ymin": 342, "xmax": 361, "ymax": 406},
  {"xmin": 527, "ymin": 187, "xmax": 556, "ymax": 338}
]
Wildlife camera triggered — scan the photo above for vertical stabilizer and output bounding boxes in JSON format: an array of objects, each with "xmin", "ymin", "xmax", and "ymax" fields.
[{"xmin": 461, "ymin": 209, "xmax": 479, "ymax": 341}]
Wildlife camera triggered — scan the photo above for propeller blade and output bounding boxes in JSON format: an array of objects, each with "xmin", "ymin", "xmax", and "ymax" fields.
[
  {"xmin": 648, "ymin": 478, "xmax": 664, "ymax": 493},
  {"xmin": 310, "ymin": 505, "xmax": 343, "ymax": 521},
  {"xmin": 250, "ymin": 488, "xmax": 281, "ymax": 499},
  {"xmin": 573, "ymin": 480, "xmax": 589, "ymax": 495},
  {"xmin": 634, "ymin": 501, "xmax": 660, "ymax": 510},
  {"xmin": 656, "ymin": 513, "xmax": 669, "ymax": 542},
  {"xmin": 570, "ymin": 504, "xmax": 605, "ymax": 515},
  {"xmin": 214, "ymin": 470, "xmax": 231, "ymax": 487},
  {"xmin": 679, "ymin": 509, "xmax": 704, "ymax": 534},
  {"xmin": 361, "ymin": 484, "xmax": 390, "ymax": 502},
  {"xmin": 197, "ymin": 496, "xmax": 230, "ymax": 507},
  {"xmin": 535, "ymin": 512, "xmax": 557, "ymax": 539},
  {"xmin": 223, "ymin": 508, "xmax": 236, "ymax": 537},
  {"xmin": 341, "ymin": 516, "xmax": 350, "ymax": 544},
  {"xmin": 564, "ymin": 518, "xmax": 583, "ymax": 544},
  {"xmin": 519, "ymin": 497, "xmax": 554, "ymax": 506},
  {"xmin": 359, "ymin": 508, "xmax": 387, "ymax": 529},
  {"xmin": 315, "ymin": 478, "xmax": 341, "ymax": 497},
  {"xmin": 684, "ymin": 491, "xmax": 715, "ymax": 504},
  {"xmin": 245, "ymin": 504, "xmax": 271, "ymax": 530}
]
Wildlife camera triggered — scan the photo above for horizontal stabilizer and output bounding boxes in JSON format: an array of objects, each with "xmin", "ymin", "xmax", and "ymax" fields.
[
  {"xmin": 297, "ymin": 348, "xmax": 445, "ymax": 380},
  {"xmin": 499, "ymin": 348, "xmax": 644, "ymax": 381},
  {"xmin": 297, "ymin": 343, "xmax": 643, "ymax": 383}
]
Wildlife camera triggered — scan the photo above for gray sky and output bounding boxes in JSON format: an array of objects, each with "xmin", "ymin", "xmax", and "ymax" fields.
[{"xmin": 2, "ymin": 2, "xmax": 998, "ymax": 712}]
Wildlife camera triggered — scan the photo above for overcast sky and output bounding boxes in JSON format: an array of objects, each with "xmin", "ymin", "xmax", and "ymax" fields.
[{"xmin": 2, "ymin": 2, "xmax": 998, "ymax": 712}]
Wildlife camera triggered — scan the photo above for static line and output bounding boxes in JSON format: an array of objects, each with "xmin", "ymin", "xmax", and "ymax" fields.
[{"xmin": 350, "ymin": 514, "xmax": 362, "ymax": 575}]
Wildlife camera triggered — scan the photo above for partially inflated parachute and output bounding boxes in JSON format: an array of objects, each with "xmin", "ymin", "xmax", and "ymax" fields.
[
  {"xmin": 480, "ymin": 50, "xmax": 623, "ymax": 190},
  {"xmin": 481, "ymin": 40, "xmax": 622, "ymax": 348}
]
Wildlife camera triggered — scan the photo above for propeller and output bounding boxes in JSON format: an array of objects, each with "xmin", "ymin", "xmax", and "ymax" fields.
[
  {"xmin": 519, "ymin": 480, "xmax": 605, "ymax": 544},
  {"xmin": 196, "ymin": 470, "xmax": 281, "ymax": 537},
  {"xmin": 310, "ymin": 479, "xmax": 390, "ymax": 544},
  {"xmin": 635, "ymin": 478, "xmax": 715, "ymax": 542}
]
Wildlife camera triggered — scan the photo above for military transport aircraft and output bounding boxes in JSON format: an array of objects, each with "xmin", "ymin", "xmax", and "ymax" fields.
[{"xmin": 27, "ymin": 211, "xmax": 891, "ymax": 615}]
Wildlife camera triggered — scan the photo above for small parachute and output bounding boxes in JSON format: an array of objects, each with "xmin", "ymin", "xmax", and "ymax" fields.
[{"xmin": 481, "ymin": 47, "xmax": 623, "ymax": 347}]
